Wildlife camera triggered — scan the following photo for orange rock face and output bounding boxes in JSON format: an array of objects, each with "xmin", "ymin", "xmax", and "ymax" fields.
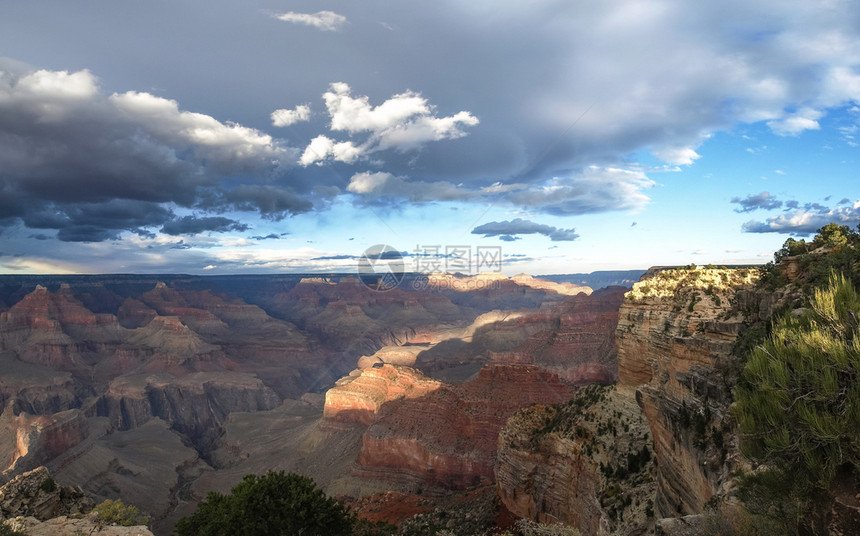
[
  {"xmin": 324, "ymin": 365, "xmax": 442, "ymax": 426},
  {"xmin": 2, "ymin": 409, "xmax": 89, "ymax": 478}
]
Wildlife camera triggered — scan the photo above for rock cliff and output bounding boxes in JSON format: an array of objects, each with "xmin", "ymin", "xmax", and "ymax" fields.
[
  {"xmin": 354, "ymin": 364, "xmax": 575, "ymax": 491},
  {"xmin": 496, "ymin": 385, "xmax": 654, "ymax": 535},
  {"xmin": 495, "ymin": 267, "xmax": 761, "ymax": 534},
  {"xmin": 0, "ymin": 466, "xmax": 153, "ymax": 536},
  {"xmin": 1, "ymin": 409, "xmax": 89, "ymax": 478},
  {"xmin": 617, "ymin": 267, "xmax": 758, "ymax": 517}
]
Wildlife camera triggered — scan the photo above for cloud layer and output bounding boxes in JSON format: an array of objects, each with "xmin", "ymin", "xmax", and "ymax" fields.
[
  {"xmin": 0, "ymin": 62, "xmax": 307, "ymax": 241},
  {"xmin": 472, "ymin": 219, "xmax": 580, "ymax": 242},
  {"xmin": 735, "ymin": 191, "xmax": 860, "ymax": 235}
]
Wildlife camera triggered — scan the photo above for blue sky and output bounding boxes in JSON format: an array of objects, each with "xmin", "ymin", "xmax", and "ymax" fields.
[{"xmin": 0, "ymin": 0, "xmax": 857, "ymax": 275}]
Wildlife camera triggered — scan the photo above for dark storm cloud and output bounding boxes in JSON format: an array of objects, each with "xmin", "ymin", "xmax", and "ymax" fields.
[
  {"xmin": 250, "ymin": 233, "xmax": 288, "ymax": 240},
  {"xmin": 0, "ymin": 61, "xmax": 305, "ymax": 241},
  {"xmin": 21, "ymin": 199, "xmax": 174, "ymax": 242},
  {"xmin": 161, "ymin": 216, "xmax": 250, "ymax": 236},
  {"xmin": 472, "ymin": 219, "xmax": 579, "ymax": 242},
  {"xmin": 731, "ymin": 192, "xmax": 783, "ymax": 213},
  {"xmin": 222, "ymin": 185, "xmax": 314, "ymax": 220}
]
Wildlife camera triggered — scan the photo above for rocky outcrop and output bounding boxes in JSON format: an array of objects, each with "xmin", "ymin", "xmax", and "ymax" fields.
[
  {"xmin": 1, "ymin": 409, "xmax": 89, "ymax": 479},
  {"xmin": 97, "ymin": 372, "xmax": 280, "ymax": 450},
  {"xmin": 616, "ymin": 267, "xmax": 759, "ymax": 517},
  {"xmin": 0, "ymin": 466, "xmax": 153, "ymax": 535},
  {"xmin": 324, "ymin": 365, "xmax": 442, "ymax": 426},
  {"xmin": 354, "ymin": 364, "xmax": 575, "ymax": 490},
  {"xmin": 495, "ymin": 385, "xmax": 655, "ymax": 535},
  {"xmin": 6, "ymin": 514, "xmax": 155, "ymax": 536},
  {"xmin": 0, "ymin": 466, "xmax": 93, "ymax": 521}
]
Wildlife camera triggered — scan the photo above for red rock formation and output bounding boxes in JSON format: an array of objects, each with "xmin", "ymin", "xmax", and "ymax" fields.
[
  {"xmin": 324, "ymin": 365, "xmax": 442, "ymax": 425},
  {"xmin": 484, "ymin": 287, "xmax": 626, "ymax": 383},
  {"xmin": 1, "ymin": 409, "xmax": 89, "ymax": 478},
  {"xmin": 354, "ymin": 364, "xmax": 575, "ymax": 490},
  {"xmin": 0, "ymin": 286, "xmax": 126, "ymax": 371}
]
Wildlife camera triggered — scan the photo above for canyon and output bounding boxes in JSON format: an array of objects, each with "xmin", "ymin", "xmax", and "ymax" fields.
[
  {"xmin": 494, "ymin": 267, "xmax": 762, "ymax": 534},
  {"xmin": 5, "ymin": 264, "xmax": 849, "ymax": 536},
  {"xmin": 0, "ymin": 272, "xmax": 629, "ymax": 534}
]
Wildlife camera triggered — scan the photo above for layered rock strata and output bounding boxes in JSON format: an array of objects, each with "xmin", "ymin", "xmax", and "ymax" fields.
[
  {"xmin": 616, "ymin": 267, "xmax": 758, "ymax": 517},
  {"xmin": 354, "ymin": 364, "xmax": 575, "ymax": 490},
  {"xmin": 496, "ymin": 385, "xmax": 655, "ymax": 535},
  {"xmin": 495, "ymin": 267, "xmax": 760, "ymax": 534}
]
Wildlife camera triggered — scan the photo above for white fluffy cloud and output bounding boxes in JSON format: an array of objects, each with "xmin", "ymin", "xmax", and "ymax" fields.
[
  {"xmin": 347, "ymin": 171, "xmax": 393, "ymax": 194},
  {"xmin": 111, "ymin": 91, "xmax": 288, "ymax": 168},
  {"xmin": 298, "ymin": 82, "xmax": 479, "ymax": 165},
  {"xmin": 299, "ymin": 135, "xmax": 362, "ymax": 166},
  {"xmin": 273, "ymin": 11, "xmax": 347, "ymax": 32},
  {"xmin": 271, "ymin": 104, "xmax": 311, "ymax": 127},
  {"xmin": 767, "ymin": 107, "xmax": 824, "ymax": 136},
  {"xmin": 652, "ymin": 146, "xmax": 701, "ymax": 166}
]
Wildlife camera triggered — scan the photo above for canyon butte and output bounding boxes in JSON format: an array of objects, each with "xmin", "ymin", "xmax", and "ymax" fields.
[{"xmin": 0, "ymin": 231, "xmax": 857, "ymax": 536}]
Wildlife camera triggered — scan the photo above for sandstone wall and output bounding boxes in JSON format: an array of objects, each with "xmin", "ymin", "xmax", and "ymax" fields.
[
  {"xmin": 616, "ymin": 267, "xmax": 758, "ymax": 517},
  {"xmin": 354, "ymin": 364, "xmax": 575, "ymax": 491}
]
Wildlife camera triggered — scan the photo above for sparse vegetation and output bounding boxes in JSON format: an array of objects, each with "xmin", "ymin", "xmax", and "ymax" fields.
[
  {"xmin": 498, "ymin": 519, "xmax": 581, "ymax": 536},
  {"xmin": 0, "ymin": 523, "xmax": 27, "ymax": 536},
  {"xmin": 731, "ymin": 224, "xmax": 860, "ymax": 533},
  {"xmin": 95, "ymin": 498, "xmax": 149, "ymax": 527},
  {"xmin": 40, "ymin": 475, "xmax": 56, "ymax": 493}
]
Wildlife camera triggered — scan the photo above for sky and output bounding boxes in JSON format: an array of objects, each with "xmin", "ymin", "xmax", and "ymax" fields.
[{"xmin": 0, "ymin": 0, "xmax": 858, "ymax": 276}]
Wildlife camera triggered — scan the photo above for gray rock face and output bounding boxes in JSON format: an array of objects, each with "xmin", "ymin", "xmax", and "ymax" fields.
[
  {"xmin": 0, "ymin": 466, "xmax": 93, "ymax": 521},
  {"xmin": 6, "ymin": 514, "xmax": 155, "ymax": 536},
  {"xmin": 97, "ymin": 372, "xmax": 281, "ymax": 450}
]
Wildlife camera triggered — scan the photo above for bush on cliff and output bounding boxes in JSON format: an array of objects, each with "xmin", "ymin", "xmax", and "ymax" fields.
[
  {"xmin": 733, "ymin": 271, "xmax": 860, "ymax": 530},
  {"xmin": 173, "ymin": 471, "xmax": 354, "ymax": 536},
  {"xmin": 761, "ymin": 223, "xmax": 860, "ymax": 291},
  {"xmin": 95, "ymin": 498, "xmax": 149, "ymax": 527}
]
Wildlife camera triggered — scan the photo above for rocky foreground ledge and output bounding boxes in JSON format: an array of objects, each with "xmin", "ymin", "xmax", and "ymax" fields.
[{"xmin": 0, "ymin": 466, "xmax": 153, "ymax": 536}]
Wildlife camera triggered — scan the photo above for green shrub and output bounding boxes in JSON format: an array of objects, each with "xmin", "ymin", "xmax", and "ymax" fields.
[
  {"xmin": 173, "ymin": 471, "xmax": 353, "ymax": 536},
  {"xmin": 95, "ymin": 498, "xmax": 149, "ymax": 527},
  {"xmin": 0, "ymin": 522, "xmax": 27, "ymax": 536},
  {"xmin": 40, "ymin": 476, "xmax": 56, "ymax": 493},
  {"xmin": 734, "ymin": 272, "xmax": 860, "ymax": 486}
]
